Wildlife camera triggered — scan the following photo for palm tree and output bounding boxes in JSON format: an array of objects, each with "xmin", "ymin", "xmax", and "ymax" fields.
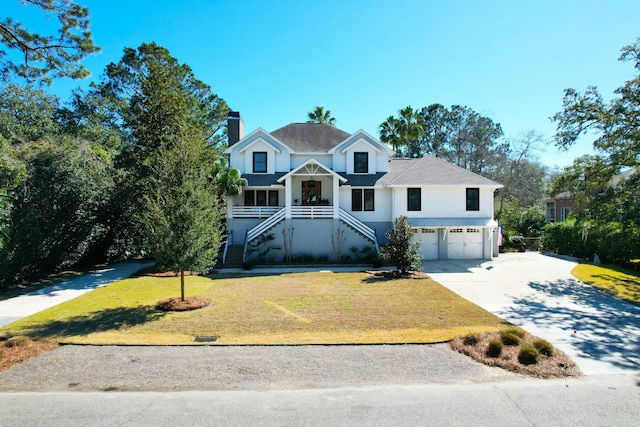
[
  {"xmin": 307, "ymin": 106, "xmax": 336, "ymax": 126},
  {"xmin": 378, "ymin": 106, "xmax": 423, "ymax": 157}
]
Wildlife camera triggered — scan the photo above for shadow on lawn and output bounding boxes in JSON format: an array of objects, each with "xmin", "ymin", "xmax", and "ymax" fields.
[{"xmin": 20, "ymin": 306, "xmax": 166, "ymax": 338}]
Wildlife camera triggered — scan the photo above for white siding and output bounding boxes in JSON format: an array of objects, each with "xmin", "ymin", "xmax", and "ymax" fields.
[
  {"xmin": 338, "ymin": 187, "xmax": 392, "ymax": 222},
  {"xmin": 392, "ymin": 186, "xmax": 495, "ymax": 219}
]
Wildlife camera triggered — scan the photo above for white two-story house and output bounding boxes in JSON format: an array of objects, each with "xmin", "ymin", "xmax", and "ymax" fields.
[{"xmin": 223, "ymin": 112, "xmax": 503, "ymax": 265}]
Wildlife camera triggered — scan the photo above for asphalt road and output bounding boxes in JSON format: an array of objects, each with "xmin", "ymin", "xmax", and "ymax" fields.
[{"xmin": 1, "ymin": 375, "xmax": 638, "ymax": 426}]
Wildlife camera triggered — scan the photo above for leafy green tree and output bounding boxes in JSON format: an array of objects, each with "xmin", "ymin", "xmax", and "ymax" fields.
[
  {"xmin": 380, "ymin": 216, "xmax": 422, "ymax": 274},
  {"xmin": 1, "ymin": 0, "xmax": 99, "ymax": 83},
  {"xmin": 492, "ymin": 131, "xmax": 548, "ymax": 220},
  {"xmin": 1, "ymin": 137, "xmax": 115, "ymax": 283},
  {"xmin": 143, "ymin": 137, "xmax": 222, "ymax": 302},
  {"xmin": 0, "ymin": 84, "xmax": 60, "ymax": 143},
  {"xmin": 86, "ymin": 43, "xmax": 230, "ymax": 258},
  {"xmin": 417, "ymin": 103, "xmax": 451, "ymax": 158},
  {"xmin": 307, "ymin": 105, "xmax": 336, "ymax": 126},
  {"xmin": 500, "ymin": 197, "xmax": 546, "ymax": 237},
  {"xmin": 551, "ymin": 37, "xmax": 640, "ymax": 264}
]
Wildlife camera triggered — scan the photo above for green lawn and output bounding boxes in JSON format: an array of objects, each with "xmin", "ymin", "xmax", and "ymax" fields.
[
  {"xmin": 0, "ymin": 271, "xmax": 507, "ymax": 345},
  {"xmin": 572, "ymin": 263, "xmax": 640, "ymax": 304}
]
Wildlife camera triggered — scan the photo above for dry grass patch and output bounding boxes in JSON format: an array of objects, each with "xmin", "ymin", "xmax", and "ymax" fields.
[
  {"xmin": 450, "ymin": 331, "xmax": 581, "ymax": 378},
  {"xmin": 0, "ymin": 337, "xmax": 58, "ymax": 371},
  {"xmin": 0, "ymin": 271, "xmax": 506, "ymax": 345}
]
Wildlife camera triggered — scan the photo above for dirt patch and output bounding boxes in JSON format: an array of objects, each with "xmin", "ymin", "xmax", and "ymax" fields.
[
  {"xmin": 450, "ymin": 331, "xmax": 582, "ymax": 379},
  {"xmin": 155, "ymin": 296, "xmax": 211, "ymax": 311},
  {"xmin": 0, "ymin": 337, "xmax": 58, "ymax": 371},
  {"xmin": 366, "ymin": 270, "xmax": 431, "ymax": 279}
]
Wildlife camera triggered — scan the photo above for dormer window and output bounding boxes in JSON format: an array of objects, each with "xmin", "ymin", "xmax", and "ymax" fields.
[
  {"xmin": 354, "ymin": 152, "xmax": 368, "ymax": 174},
  {"xmin": 253, "ymin": 152, "xmax": 267, "ymax": 173}
]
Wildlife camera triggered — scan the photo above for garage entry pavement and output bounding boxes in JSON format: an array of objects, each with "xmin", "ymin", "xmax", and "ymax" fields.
[{"xmin": 425, "ymin": 252, "xmax": 640, "ymax": 375}]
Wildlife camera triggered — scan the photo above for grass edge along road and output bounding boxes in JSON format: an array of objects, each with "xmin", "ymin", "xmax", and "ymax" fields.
[{"xmin": 0, "ymin": 271, "xmax": 506, "ymax": 345}]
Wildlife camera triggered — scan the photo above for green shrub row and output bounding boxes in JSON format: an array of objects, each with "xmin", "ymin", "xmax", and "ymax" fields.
[{"xmin": 540, "ymin": 220, "xmax": 640, "ymax": 266}]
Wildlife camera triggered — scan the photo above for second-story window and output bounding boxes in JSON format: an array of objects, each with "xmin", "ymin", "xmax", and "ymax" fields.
[
  {"xmin": 466, "ymin": 188, "xmax": 480, "ymax": 211},
  {"xmin": 253, "ymin": 152, "xmax": 267, "ymax": 173},
  {"xmin": 354, "ymin": 152, "xmax": 368, "ymax": 174},
  {"xmin": 407, "ymin": 188, "xmax": 421, "ymax": 211}
]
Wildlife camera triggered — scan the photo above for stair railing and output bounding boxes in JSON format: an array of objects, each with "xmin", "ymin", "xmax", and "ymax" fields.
[
  {"xmin": 243, "ymin": 207, "xmax": 286, "ymax": 262},
  {"xmin": 338, "ymin": 208, "xmax": 380, "ymax": 257}
]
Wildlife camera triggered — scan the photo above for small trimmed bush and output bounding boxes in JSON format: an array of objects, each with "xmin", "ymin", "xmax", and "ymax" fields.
[
  {"xmin": 463, "ymin": 333, "xmax": 480, "ymax": 346},
  {"xmin": 486, "ymin": 338, "xmax": 503, "ymax": 358},
  {"xmin": 500, "ymin": 332, "xmax": 521, "ymax": 346},
  {"xmin": 502, "ymin": 326, "xmax": 525, "ymax": 338},
  {"xmin": 518, "ymin": 344, "xmax": 539, "ymax": 365},
  {"xmin": 533, "ymin": 338, "xmax": 554, "ymax": 356}
]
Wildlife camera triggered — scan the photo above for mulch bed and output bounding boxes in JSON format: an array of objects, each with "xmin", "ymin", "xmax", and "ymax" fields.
[
  {"xmin": 450, "ymin": 331, "xmax": 582, "ymax": 379},
  {"xmin": 367, "ymin": 270, "xmax": 431, "ymax": 279},
  {"xmin": 0, "ymin": 337, "xmax": 58, "ymax": 372},
  {"xmin": 155, "ymin": 296, "xmax": 211, "ymax": 312}
]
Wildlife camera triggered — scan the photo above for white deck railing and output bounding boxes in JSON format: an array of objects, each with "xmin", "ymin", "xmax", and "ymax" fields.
[
  {"xmin": 231, "ymin": 206, "xmax": 281, "ymax": 218},
  {"xmin": 290, "ymin": 206, "xmax": 334, "ymax": 219}
]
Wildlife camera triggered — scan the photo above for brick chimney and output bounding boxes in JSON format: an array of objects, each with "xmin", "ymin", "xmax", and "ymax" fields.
[{"xmin": 227, "ymin": 111, "xmax": 244, "ymax": 147}]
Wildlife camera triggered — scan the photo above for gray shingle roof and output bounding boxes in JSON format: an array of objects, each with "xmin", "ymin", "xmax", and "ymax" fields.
[
  {"xmin": 377, "ymin": 156, "xmax": 501, "ymax": 187},
  {"xmin": 244, "ymin": 173, "xmax": 287, "ymax": 187},
  {"xmin": 270, "ymin": 123, "xmax": 350, "ymax": 152}
]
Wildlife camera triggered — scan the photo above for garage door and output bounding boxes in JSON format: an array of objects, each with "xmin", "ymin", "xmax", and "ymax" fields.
[
  {"xmin": 447, "ymin": 228, "xmax": 483, "ymax": 259},
  {"xmin": 414, "ymin": 228, "xmax": 438, "ymax": 260}
]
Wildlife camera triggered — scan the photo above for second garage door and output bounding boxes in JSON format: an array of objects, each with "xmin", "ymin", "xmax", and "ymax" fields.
[{"xmin": 447, "ymin": 228, "xmax": 483, "ymax": 259}]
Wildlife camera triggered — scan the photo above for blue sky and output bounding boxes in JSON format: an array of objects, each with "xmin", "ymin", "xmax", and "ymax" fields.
[{"xmin": 7, "ymin": 0, "xmax": 640, "ymax": 167}]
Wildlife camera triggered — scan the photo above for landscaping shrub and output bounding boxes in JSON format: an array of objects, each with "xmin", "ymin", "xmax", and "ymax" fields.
[
  {"xmin": 501, "ymin": 326, "xmax": 525, "ymax": 338},
  {"xmin": 532, "ymin": 338, "xmax": 554, "ymax": 357},
  {"xmin": 500, "ymin": 327, "xmax": 524, "ymax": 346},
  {"xmin": 463, "ymin": 333, "xmax": 480, "ymax": 346},
  {"xmin": 518, "ymin": 344, "xmax": 539, "ymax": 365},
  {"xmin": 486, "ymin": 338, "xmax": 503, "ymax": 358}
]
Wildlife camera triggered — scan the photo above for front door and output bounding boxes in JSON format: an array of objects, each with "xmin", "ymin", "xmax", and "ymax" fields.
[{"xmin": 301, "ymin": 180, "xmax": 321, "ymax": 205}]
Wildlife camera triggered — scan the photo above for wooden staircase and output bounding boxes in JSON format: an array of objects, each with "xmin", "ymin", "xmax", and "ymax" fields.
[{"xmin": 223, "ymin": 245, "xmax": 244, "ymax": 268}]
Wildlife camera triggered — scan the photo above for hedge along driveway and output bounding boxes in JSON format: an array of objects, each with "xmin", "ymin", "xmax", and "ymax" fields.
[
  {"xmin": 0, "ymin": 271, "xmax": 507, "ymax": 345},
  {"xmin": 426, "ymin": 252, "xmax": 640, "ymax": 375}
]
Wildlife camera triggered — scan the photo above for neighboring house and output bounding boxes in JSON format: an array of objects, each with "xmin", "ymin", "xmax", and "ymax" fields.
[
  {"xmin": 544, "ymin": 168, "xmax": 636, "ymax": 223},
  {"xmin": 544, "ymin": 192, "xmax": 574, "ymax": 223},
  {"xmin": 223, "ymin": 112, "xmax": 503, "ymax": 265}
]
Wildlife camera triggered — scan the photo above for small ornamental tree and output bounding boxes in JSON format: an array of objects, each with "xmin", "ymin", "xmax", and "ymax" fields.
[{"xmin": 380, "ymin": 216, "xmax": 422, "ymax": 274}]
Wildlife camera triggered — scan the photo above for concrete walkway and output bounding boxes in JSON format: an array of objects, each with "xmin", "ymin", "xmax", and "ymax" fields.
[
  {"xmin": 0, "ymin": 260, "xmax": 154, "ymax": 328},
  {"xmin": 425, "ymin": 252, "xmax": 640, "ymax": 375}
]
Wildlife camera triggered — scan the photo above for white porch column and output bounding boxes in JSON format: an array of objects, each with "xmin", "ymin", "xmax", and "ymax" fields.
[
  {"xmin": 285, "ymin": 176, "xmax": 292, "ymax": 219},
  {"xmin": 333, "ymin": 175, "xmax": 340, "ymax": 219}
]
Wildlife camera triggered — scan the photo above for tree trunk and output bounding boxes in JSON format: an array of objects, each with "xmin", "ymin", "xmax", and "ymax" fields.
[{"xmin": 180, "ymin": 268, "xmax": 185, "ymax": 302}]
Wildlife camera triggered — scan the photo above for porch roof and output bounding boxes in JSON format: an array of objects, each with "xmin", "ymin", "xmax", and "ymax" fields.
[
  {"xmin": 408, "ymin": 217, "xmax": 498, "ymax": 228},
  {"xmin": 244, "ymin": 172, "xmax": 287, "ymax": 186}
]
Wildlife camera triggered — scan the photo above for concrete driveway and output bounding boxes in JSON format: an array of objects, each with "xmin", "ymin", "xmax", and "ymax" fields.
[
  {"xmin": 0, "ymin": 260, "xmax": 154, "ymax": 328},
  {"xmin": 425, "ymin": 252, "xmax": 640, "ymax": 375}
]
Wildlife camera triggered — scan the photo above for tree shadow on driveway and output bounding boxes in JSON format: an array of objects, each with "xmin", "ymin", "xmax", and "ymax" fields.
[{"xmin": 500, "ymin": 277, "xmax": 640, "ymax": 372}]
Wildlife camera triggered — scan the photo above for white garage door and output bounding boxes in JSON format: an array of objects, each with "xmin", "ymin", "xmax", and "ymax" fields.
[
  {"xmin": 447, "ymin": 228, "xmax": 483, "ymax": 259},
  {"xmin": 414, "ymin": 228, "xmax": 438, "ymax": 260}
]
